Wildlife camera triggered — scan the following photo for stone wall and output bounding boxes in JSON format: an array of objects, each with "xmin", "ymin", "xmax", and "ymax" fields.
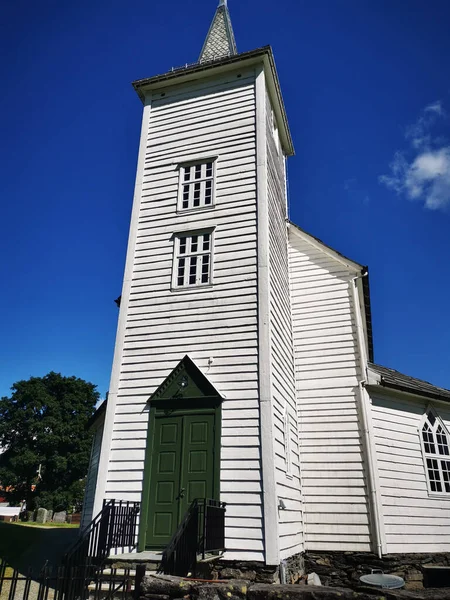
[
  {"xmin": 195, "ymin": 561, "xmax": 280, "ymax": 584},
  {"xmin": 139, "ymin": 573, "xmax": 450, "ymax": 600},
  {"xmin": 304, "ymin": 551, "xmax": 450, "ymax": 591}
]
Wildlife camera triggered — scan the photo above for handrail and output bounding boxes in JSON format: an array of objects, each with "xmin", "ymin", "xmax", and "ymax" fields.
[
  {"xmin": 159, "ymin": 498, "xmax": 226, "ymax": 577},
  {"xmin": 61, "ymin": 499, "xmax": 140, "ymax": 600},
  {"xmin": 63, "ymin": 499, "xmax": 140, "ymax": 568}
]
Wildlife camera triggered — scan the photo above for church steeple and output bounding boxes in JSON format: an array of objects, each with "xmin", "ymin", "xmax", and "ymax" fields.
[{"xmin": 199, "ymin": 0, "xmax": 237, "ymax": 63}]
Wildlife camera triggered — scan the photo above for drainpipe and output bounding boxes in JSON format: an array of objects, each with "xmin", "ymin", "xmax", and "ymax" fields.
[{"xmin": 350, "ymin": 271, "xmax": 384, "ymax": 559}]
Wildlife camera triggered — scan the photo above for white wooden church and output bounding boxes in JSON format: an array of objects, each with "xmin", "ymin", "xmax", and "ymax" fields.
[{"xmin": 83, "ymin": 0, "xmax": 450, "ymax": 574}]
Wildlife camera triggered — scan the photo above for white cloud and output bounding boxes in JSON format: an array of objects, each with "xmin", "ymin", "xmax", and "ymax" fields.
[
  {"xmin": 425, "ymin": 101, "xmax": 444, "ymax": 116},
  {"xmin": 380, "ymin": 101, "xmax": 450, "ymax": 210}
]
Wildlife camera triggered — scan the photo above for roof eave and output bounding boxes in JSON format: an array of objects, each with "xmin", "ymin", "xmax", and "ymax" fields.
[
  {"xmin": 374, "ymin": 380, "xmax": 450, "ymax": 404},
  {"xmin": 87, "ymin": 399, "xmax": 107, "ymax": 430},
  {"xmin": 367, "ymin": 363, "xmax": 450, "ymax": 404},
  {"xmin": 288, "ymin": 221, "xmax": 364, "ymax": 270},
  {"xmin": 361, "ymin": 267, "xmax": 374, "ymax": 363},
  {"xmin": 132, "ymin": 46, "xmax": 294, "ymax": 157}
]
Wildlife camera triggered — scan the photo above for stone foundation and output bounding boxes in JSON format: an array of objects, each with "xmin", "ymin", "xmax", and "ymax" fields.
[
  {"xmin": 304, "ymin": 551, "xmax": 450, "ymax": 591},
  {"xmin": 195, "ymin": 561, "xmax": 280, "ymax": 584},
  {"xmin": 140, "ymin": 573, "xmax": 450, "ymax": 600}
]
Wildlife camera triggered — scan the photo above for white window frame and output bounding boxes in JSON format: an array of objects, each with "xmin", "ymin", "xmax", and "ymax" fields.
[
  {"xmin": 171, "ymin": 229, "xmax": 214, "ymax": 290},
  {"xmin": 284, "ymin": 406, "xmax": 293, "ymax": 478},
  {"xmin": 177, "ymin": 159, "xmax": 216, "ymax": 212},
  {"xmin": 419, "ymin": 406, "xmax": 450, "ymax": 497}
]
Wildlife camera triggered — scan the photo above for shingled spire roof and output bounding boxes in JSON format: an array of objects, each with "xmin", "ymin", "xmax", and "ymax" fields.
[{"xmin": 199, "ymin": 0, "xmax": 237, "ymax": 63}]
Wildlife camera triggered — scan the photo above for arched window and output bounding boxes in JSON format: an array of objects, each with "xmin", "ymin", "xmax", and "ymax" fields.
[{"xmin": 421, "ymin": 409, "xmax": 450, "ymax": 494}]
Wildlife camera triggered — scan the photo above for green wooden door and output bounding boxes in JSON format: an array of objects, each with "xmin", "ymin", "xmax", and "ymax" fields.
[{"xmin": 145, "ymin": 412, "xmax": 215, "ymax": 549}]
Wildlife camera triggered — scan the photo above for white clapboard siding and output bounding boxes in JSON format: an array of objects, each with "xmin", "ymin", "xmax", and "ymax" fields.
[
  {"xmin": 288, "ymin": 227, "xmax": 371, "ymax": 551},
  {"xmin": 370, "ymin": 390, "xmax": 450, "ymax": 553},
  {"xmin": 103, "ymin": 68, "xmax": 264, "ymax": 560},
  {"xmin": 266, "ymin": 93, "xmax": 303, "ymax": 558},
  {"xmin": 81, "ymin": 417, "xmax": 105, "ymax": 530}
]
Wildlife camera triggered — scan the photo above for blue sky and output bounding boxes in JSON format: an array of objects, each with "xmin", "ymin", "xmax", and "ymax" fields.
[{"xmin": 1, "ymin": 0, "xmax": 449, "ymax": 398}]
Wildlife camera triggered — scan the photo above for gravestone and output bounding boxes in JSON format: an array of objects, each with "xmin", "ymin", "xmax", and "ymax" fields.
[
  {"xmin": 53, "ymin": 510, "xmax": 66, "ymax": 523},
  {"xmin": 36, "ymin": 507, "xmax": 48, "ymax": 524}
]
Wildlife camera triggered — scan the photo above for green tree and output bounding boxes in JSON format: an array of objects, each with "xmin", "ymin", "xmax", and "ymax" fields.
[{"xmin": 0, "ymin": 372, "xmax": 98, "ymax": 512}]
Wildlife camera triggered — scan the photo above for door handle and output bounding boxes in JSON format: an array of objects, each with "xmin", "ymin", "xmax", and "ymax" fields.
[{"xmin": 179, "ymin": 488, "xmax": 185, "ymax": 499}]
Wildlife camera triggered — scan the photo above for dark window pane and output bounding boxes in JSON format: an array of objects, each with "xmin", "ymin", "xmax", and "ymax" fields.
[
  {"xmin": 201, "ymin": 255, "xmax": 210, "ymax": 283},
  {"xmin": 203, "ymin": 233, "xmax": 210, "ymax": 251},
  {"xmin": 183, "ymin": 200, "xmax": 189, "ymax": 209},
  {"xmin": 189, "ymin": 256, "xmax": 197, "ymax": 285},
  {"xmin": 184, "ymin": 167, "xmax": 191, "ymax": 181},
  {"xmin": 423, "ymin": 426, "xmax": 436, "ymax": 454},
  {"xmin": 193, "ymin": 182, "xmax": 201, "ymax": 206},
  {"xmin": 179, "ymin": 237, "xmax": 187, "ymax": 254},
  {"xmin": 436, "ymin": 426, "xmax": 449, "ymax": 456},
  {"xmin": 195, "ymin": 164, "xmax": 201, "ymax": 179},
  {"xmin": 177, "ymin": 257, "xmax": 185, "ymax": 287},
  {"xmin": 443, "ymin": 460, "xmax": 450, "ymax": 492},
  {"xmin": 205, "ymin": 181, "xmax": 212, "ymax": 204},
  {"xmin": 206, "ymin": 163, "xmax": 213, "ymax": 177},
  {"xmin": 430, "ymin": 480, "xmax": 442, "ymax": 492},
  {"xmin": 191, "ymin": 236, "xmax": 198, "ymax": 252},
  {"xmin": 428, "ymin": 412, "xmax": 436, "ymax": 425}
]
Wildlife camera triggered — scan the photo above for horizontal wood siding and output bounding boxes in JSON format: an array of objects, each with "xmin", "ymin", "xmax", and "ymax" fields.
[
  {"xmin": 266, "ymin": 94, "xmax": 303, "ymax": 559},
  {"xmin": 105, "ymin": 69, "xmax": 263, "ymax": 561},
  {"xmin": 288, "ymin": 230, "xmax": 371, "ymax": 551},
  {"xmin": 81, "ymin": 418, "xmax": 104, "ymax": 530},
  {"xmin": 371, "ymin": 391, "xmax": 450, "ymax": 553}
]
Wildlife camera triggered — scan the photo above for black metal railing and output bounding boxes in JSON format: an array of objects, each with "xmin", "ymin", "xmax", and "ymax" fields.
[
  {"xmin": 63, "ymin": 499, "xmax": 140, "ymax": 569},
  {"xmin": 198, "ymin": 499, "xmax": 226, "ymax": 560},
  {"xmin": 0, "ymin": 558, "xmax": 141, "ymax": 600},
  {"xmin": 159, "ymin": 498, "xmax": 226, "ymax": 577}
]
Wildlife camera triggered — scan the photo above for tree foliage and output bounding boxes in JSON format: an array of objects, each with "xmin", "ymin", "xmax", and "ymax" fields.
[{"xmin": 0, "ymin": 372, "xmax": 98, "ymax": 512}]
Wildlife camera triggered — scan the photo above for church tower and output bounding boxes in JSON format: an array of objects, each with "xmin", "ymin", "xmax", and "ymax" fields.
[{"xmin": 89, "ymin": 0, "xmax": 302, "ymax": 567}]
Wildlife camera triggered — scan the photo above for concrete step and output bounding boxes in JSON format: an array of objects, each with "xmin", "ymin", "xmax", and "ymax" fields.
[
  {"xmin": 88, "ymin": 581, "xmax": 135, "ymax": 592},
  {"xmin": 106, "ymin": 552, "xmax": 162, "ymax": 570},
  {"xmin": 101, "ymin": 569, "xmax": 137, "ymax": 576}
]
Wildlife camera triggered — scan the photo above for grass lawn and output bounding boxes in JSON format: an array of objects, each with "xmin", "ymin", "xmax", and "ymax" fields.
[
  {"xmin": 13, "ymin": 522, "xmax": 79, "ymax": 529},
  {"xmin": 0, "ymin": 522, "xmax": 79, "ymax": 570}
]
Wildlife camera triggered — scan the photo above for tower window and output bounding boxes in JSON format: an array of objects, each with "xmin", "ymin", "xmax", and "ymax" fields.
[
  {"xmin": 172, "ymin": 231, "xmax": 213, "ymax": 289},
  {"xmin": 178, "ymin": 160, "xmax": 215, "ymax": 211},
  {"xmin": 420, "ymin": 408, "xmax": 450, "ymax": 494}
]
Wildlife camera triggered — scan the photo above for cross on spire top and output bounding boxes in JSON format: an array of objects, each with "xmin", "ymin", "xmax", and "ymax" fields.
[{"xmin": 199, "ymin": 0, "xmax": 237, "ymax": 63}]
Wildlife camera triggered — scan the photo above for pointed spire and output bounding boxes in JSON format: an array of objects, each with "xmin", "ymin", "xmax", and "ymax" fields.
[{"xmin": 199, "ymin": 0, "xmax": 237, "ymax": 63}]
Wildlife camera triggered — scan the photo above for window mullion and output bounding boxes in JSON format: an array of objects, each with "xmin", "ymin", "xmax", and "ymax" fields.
[{"xmin": 438, "ymin": 457, "xmax": 445, "ymax": 491}]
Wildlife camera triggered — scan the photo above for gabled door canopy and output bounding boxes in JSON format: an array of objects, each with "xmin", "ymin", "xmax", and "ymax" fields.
[{"xmin": 148, "ymin": 355, "xmax": 224, "ymax": 404}]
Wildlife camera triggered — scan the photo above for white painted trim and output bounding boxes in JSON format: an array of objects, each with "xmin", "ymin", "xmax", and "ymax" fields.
[
  {"xmin": 255, "ymin": 65, "xmax": 280, "ymax": 566},
  {"xmin": 170, "ymin": 153, "xmax": 219, "ymax": 166},
  {"xmin": 176, "ymin": 159, "xmax": 217, "ymax": 213},
  {"xmin": 92, "ymin": 94, "xmax": 152, "ymax": 518},
  {"xmin": 350, "ymin": 277, "xmax": 387, "ymax": 556},
  {"xmin": 419, "ymin": 405, "xmax": 450, "ymax": 498},
  {"xmin": 135, "ymin": 53, "xmax": 293, "ymax": 155},
  {"xmin": 170, "ymin": 229, "xmax": 215, "ymax": 289},
  {"xmin": 289, "ymin": 222, "xmax": 362, "ymax": 272},
  {"xmin": 366, "ymin": 378, "xmax": 450, "ymax": 409}
]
